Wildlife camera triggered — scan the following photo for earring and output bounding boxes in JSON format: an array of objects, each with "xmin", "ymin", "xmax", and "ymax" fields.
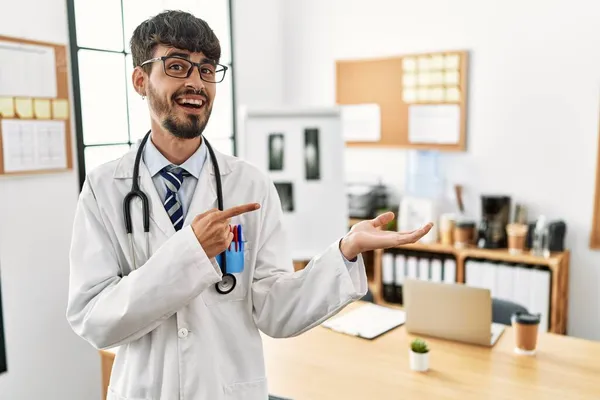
[{"xmin": 141, "ymin": 95, "xmax": 146, "ymax": 100}]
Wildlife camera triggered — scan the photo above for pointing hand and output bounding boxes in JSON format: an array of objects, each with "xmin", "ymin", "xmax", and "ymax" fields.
[
  {"xmin": 191, "ymin": 203, "xmax": 260, "ymax": 259},
  {"xmin": 340, "ymin": 212, "xmax": 433, "ymax": 260}
]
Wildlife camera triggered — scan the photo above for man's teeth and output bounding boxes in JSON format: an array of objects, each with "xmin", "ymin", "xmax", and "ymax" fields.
[{"xmin": 177, "ymin": 98, "xmax": 204, "ymax": 106}]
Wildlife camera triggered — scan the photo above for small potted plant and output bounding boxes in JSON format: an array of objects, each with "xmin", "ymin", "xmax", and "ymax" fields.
[{"xmin": 409, "ymin": 338, "xmax": 430, "ymax": 372}]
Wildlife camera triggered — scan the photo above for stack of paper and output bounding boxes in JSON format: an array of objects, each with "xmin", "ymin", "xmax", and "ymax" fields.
[{"xmin": 321, "ymin": 303, "xmax": 406, "ymax": 339}]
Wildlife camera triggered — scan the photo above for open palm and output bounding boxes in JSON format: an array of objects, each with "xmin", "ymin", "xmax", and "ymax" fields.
[{"xmin": 341, "ymin": 212, "xmax": 433, "ymax": 259}]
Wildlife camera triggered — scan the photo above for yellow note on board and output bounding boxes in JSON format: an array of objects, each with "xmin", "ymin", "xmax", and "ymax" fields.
[
  {"xmin": 33, "ymin": 99, "xmax": 52, "ymax": 119},
  {"xmin": 445, "ymin": 87, "xmax": 461, "ymax": 102},
  {"xmin": 403, "ymin": 88, "xmax": 417, "ymax": 103},
  {"xmin": 0, "ymin": 97, "xmax": 15, "ymax": 118},
  {"xmin": 15, "ymin": 98, "xmax": 33, "ymax": 118},
  {"xmin": 52, "ymin": 99, "xmax": 69, "ymax": 120}
]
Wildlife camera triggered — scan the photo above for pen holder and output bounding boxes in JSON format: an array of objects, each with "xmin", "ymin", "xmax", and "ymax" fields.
[{"xmin": 216, "ymin": 246, "xmax": 245, "ymax": 274}]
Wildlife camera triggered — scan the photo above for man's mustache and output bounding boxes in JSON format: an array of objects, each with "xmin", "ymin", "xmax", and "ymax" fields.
[{"xmin": 172, "ymin": 88, "xmax": 208, "ymax": 100}]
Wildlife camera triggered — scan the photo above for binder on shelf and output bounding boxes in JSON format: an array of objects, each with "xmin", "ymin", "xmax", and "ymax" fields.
[
  {"xmin": 430, "ymin": 256, "xmax": 443, "ymax": 282},
  {"xmin": 495, "ymin": 262, "xmax": 514, "ymax": 303},
  {"xmin": 394, "ymin": 253, "xmax": 406, "ymax": 304},
  {"xmin": 443, "ymin": 258, "xmax": 456, "ymax": 283},
  {"xmin": 381, "ymin": 252, "xmax": 396, "ymax": 303},
  {"xmin": 380, "ymin": 248, "xmax": 459, "ymax": 304},
  {"xmin": 418, "ymin": 256, "xmax": 430, "ymax": 281},
  {"xmin": 407, "ymin": 254, "xmax": 418, "ymax": 279},
  {"xmin": 527, "ymin": 265, "xmax": 551, "ymax": 332}
]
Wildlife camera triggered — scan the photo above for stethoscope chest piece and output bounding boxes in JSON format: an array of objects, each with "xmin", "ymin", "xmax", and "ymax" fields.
[{"xmin": 215, "ymin": 273, "xmax": 236, "ymax": 294}]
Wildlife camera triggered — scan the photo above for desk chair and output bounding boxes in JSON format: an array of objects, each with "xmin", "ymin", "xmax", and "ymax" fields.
[
  {"xmin": 492, "ymin": 298, "xmax": 528, "ymax": 326},
  {"xmin": 361, "ymin": 288, "xmax": 374, "ymax": 303}
]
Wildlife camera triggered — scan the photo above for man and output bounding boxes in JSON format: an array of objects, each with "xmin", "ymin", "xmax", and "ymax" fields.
[{"xmin": 66, "ymin": 10, "xmax": 432, "ymax": 400}]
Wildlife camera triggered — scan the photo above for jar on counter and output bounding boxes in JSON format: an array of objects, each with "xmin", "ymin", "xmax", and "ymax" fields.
[{"xmin": 439, "ymin": 213, "xmax": 456, "ymax": 245}]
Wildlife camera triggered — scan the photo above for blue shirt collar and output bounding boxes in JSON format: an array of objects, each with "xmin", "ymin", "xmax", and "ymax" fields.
[{"xmin": 143, "ymin": 135, "xmax": 207, "ymax": 179}]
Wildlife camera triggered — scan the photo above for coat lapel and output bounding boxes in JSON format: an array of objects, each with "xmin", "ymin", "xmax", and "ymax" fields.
[
  {"xmin": 113, "ymin": 146, "xmax": 175, "ymax": 238},
  {"xmin": 184, "ymin": 148, "xmax": 219, "ymax": 226}
]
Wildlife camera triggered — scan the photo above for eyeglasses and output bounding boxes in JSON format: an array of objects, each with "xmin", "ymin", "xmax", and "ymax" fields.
[{"xmin": 140, "ymin": 56, "xmax": 228, "ymax": 83}]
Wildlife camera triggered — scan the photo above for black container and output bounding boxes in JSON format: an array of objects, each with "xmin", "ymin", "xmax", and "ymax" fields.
[
  {"xmin": 525, "ymin": 219, "xmax": 567, "ymax": 252},
  {"xmin": 479, "ymin": 195, "xmax": 511, "ymax": 249}
]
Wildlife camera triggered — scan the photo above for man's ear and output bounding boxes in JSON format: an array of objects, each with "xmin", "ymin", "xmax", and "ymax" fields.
[{"xmin": 132, "ymin": 66, "xmax": 147, "ymax": 98}]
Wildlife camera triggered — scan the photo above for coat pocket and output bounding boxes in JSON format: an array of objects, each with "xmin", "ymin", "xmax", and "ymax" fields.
[
  {"xmin": 224, "ymin": 377, "xmax": 268, "ymax": 400},
  {"xmin": 202, "ymin": 246, "xmax": 251, "ymax": 306}
]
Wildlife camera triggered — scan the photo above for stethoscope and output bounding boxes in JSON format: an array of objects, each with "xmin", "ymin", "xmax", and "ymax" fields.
[{"xmin": 123, "ymin": 130, "xmax": 236, "ymax": 295}]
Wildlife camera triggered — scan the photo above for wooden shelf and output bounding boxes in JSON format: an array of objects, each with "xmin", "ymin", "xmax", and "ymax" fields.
[
  {"xmin": 399, "ymin": 242, "xmax": 567, "ymax": 267},
  {"xmin": 371, "ymin": 242, "xmax": 570, "ymax": 335}
]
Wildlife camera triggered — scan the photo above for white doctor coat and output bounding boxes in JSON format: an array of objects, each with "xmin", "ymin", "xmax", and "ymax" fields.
[{"xmin": 66, "ymin": 145, "xmax": 368, "ymax": 400}]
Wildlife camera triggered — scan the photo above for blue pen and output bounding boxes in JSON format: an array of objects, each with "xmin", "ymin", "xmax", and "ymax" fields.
[{"xmin": 238, "ymin": 225, "xmax": 243, "ymax": 251}]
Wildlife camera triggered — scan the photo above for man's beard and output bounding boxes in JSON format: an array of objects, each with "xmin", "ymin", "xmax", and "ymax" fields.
[{"xmin": 148, "ymin": 85, "xmax": 211, "ymax": 139}]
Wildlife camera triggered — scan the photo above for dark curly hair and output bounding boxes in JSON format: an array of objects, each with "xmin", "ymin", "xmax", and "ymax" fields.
[{"xmin": 130, "ymin": 10, "xmax": 221, "ymax": 73}]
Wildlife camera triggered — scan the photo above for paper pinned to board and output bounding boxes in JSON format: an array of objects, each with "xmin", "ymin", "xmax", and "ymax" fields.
[
  {"xmin": 14, "ymin": 98, "xmax": 33, "ymax": 118},
  {"xmin": 445, "ymin": 54, "xmax": 460, "ymax": 69},
  {"xmin": 1, "ymin": 119, "xmax": 67, "ymax": 172},
  {"xmin": 341, "ymin": 103, "xmax": 381, "ymax": 142},
  {"xmin": 408, "ymin": 104, "xmax": 460, "ymax": 144},
  {"xmin": 33, "ymin": 99, "xmax": 51, "ymax": 119},
  {"xmin": 0, "ymin": 40, "xmax": 57, "ymax": 98},
  {"xmin": 51, "ymin": 99, "xmax": 69, "ymax": 119},
  {"xmin": 0, "ymin": 97, "xmax": 14, "ymax": 117},
  {"xmin": 403, "ymin": 89, "xmax": 417, "ymax": 103}
]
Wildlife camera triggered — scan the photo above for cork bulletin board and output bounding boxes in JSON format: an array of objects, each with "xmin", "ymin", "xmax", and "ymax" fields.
[
  {"xmin": 0, "ymin": 35, "xmax": 73, "ymax": 175},
  {"xmin": 336, "ymin": 50, "xmax": 469, "ymax": 151}
]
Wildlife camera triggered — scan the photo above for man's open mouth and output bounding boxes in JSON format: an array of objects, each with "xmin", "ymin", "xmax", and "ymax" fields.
[{"xmin": 175, "ymin": 97, "xmax": 205, "ymax": 109}]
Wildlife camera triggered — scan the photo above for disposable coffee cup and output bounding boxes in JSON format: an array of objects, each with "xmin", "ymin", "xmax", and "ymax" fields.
[
  {"xmin": 506, "ymin": 223, "xmax": 528, "ymax": 255},
  {"xmin": 511, "ymin": 311, "xmax": 541, "ymax": 355},
  {"xmin": 454, "ymin": 220, "xmax": 475, "ymax": 248}
]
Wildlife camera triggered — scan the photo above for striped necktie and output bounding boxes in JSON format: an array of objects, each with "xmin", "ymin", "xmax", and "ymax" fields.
[{"xmin": 159, "ymin": 165, "xmax": 190, "ymax": 231}]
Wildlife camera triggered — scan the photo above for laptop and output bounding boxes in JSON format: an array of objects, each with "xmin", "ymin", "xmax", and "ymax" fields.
[{"xmin": 403, "ymin": 279, "xmax": 505, "ymax": 347}]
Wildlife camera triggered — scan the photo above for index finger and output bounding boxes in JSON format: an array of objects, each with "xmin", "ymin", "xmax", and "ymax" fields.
[{"xmin": 215, "ymin": 203, "xmax": 261, "ymax": 220}]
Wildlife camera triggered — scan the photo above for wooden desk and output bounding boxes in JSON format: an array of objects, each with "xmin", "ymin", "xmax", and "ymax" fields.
[
  {"xmin": 99, "ymin": 302, "xmax": 600, "ymax": 399},
  {"xmin": 263, "ymin": 302, "xmax": 600, "ymax": 399}
]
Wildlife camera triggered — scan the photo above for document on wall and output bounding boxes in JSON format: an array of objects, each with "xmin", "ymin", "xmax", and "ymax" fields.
[
  {"xmin": 341, "ymin": 103, "xmax": 381, "ymax": 142},
  {"xmin": 1, "ymin": 119, "xmax": 67, "ymax": 172},
  {"xmin": 0, "ymin": 40, "xmax": 57, "ymax": 98},
  {"xmin": 408, "ymin": 104, "xmax": 460, "ymax": 144},
  {"xmin": 321, "ymin": 302, "xmax": 406, "ymax": 339}
]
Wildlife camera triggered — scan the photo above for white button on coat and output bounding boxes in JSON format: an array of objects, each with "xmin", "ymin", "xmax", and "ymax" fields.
[{"xmin": 178, "ymin": 328, "xmax": 188, "ymax": 338}]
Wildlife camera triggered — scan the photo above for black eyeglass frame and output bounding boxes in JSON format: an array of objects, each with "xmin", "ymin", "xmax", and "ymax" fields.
[{"xmin": 140, "ymin": 55, "xmax": 229, "ymax": 83}]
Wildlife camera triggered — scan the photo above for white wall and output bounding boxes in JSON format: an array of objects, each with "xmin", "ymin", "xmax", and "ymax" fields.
[
  {"xmin": 279, "ymin": 0, "xmax": 600, "ymax": 340},
  {"xmin": 0, "ymin": 0, "xmax": 102, "ymax": 399},
  {"xmin": 231, "ymin": 0, "xmax": 284, "ymax": 108}
]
